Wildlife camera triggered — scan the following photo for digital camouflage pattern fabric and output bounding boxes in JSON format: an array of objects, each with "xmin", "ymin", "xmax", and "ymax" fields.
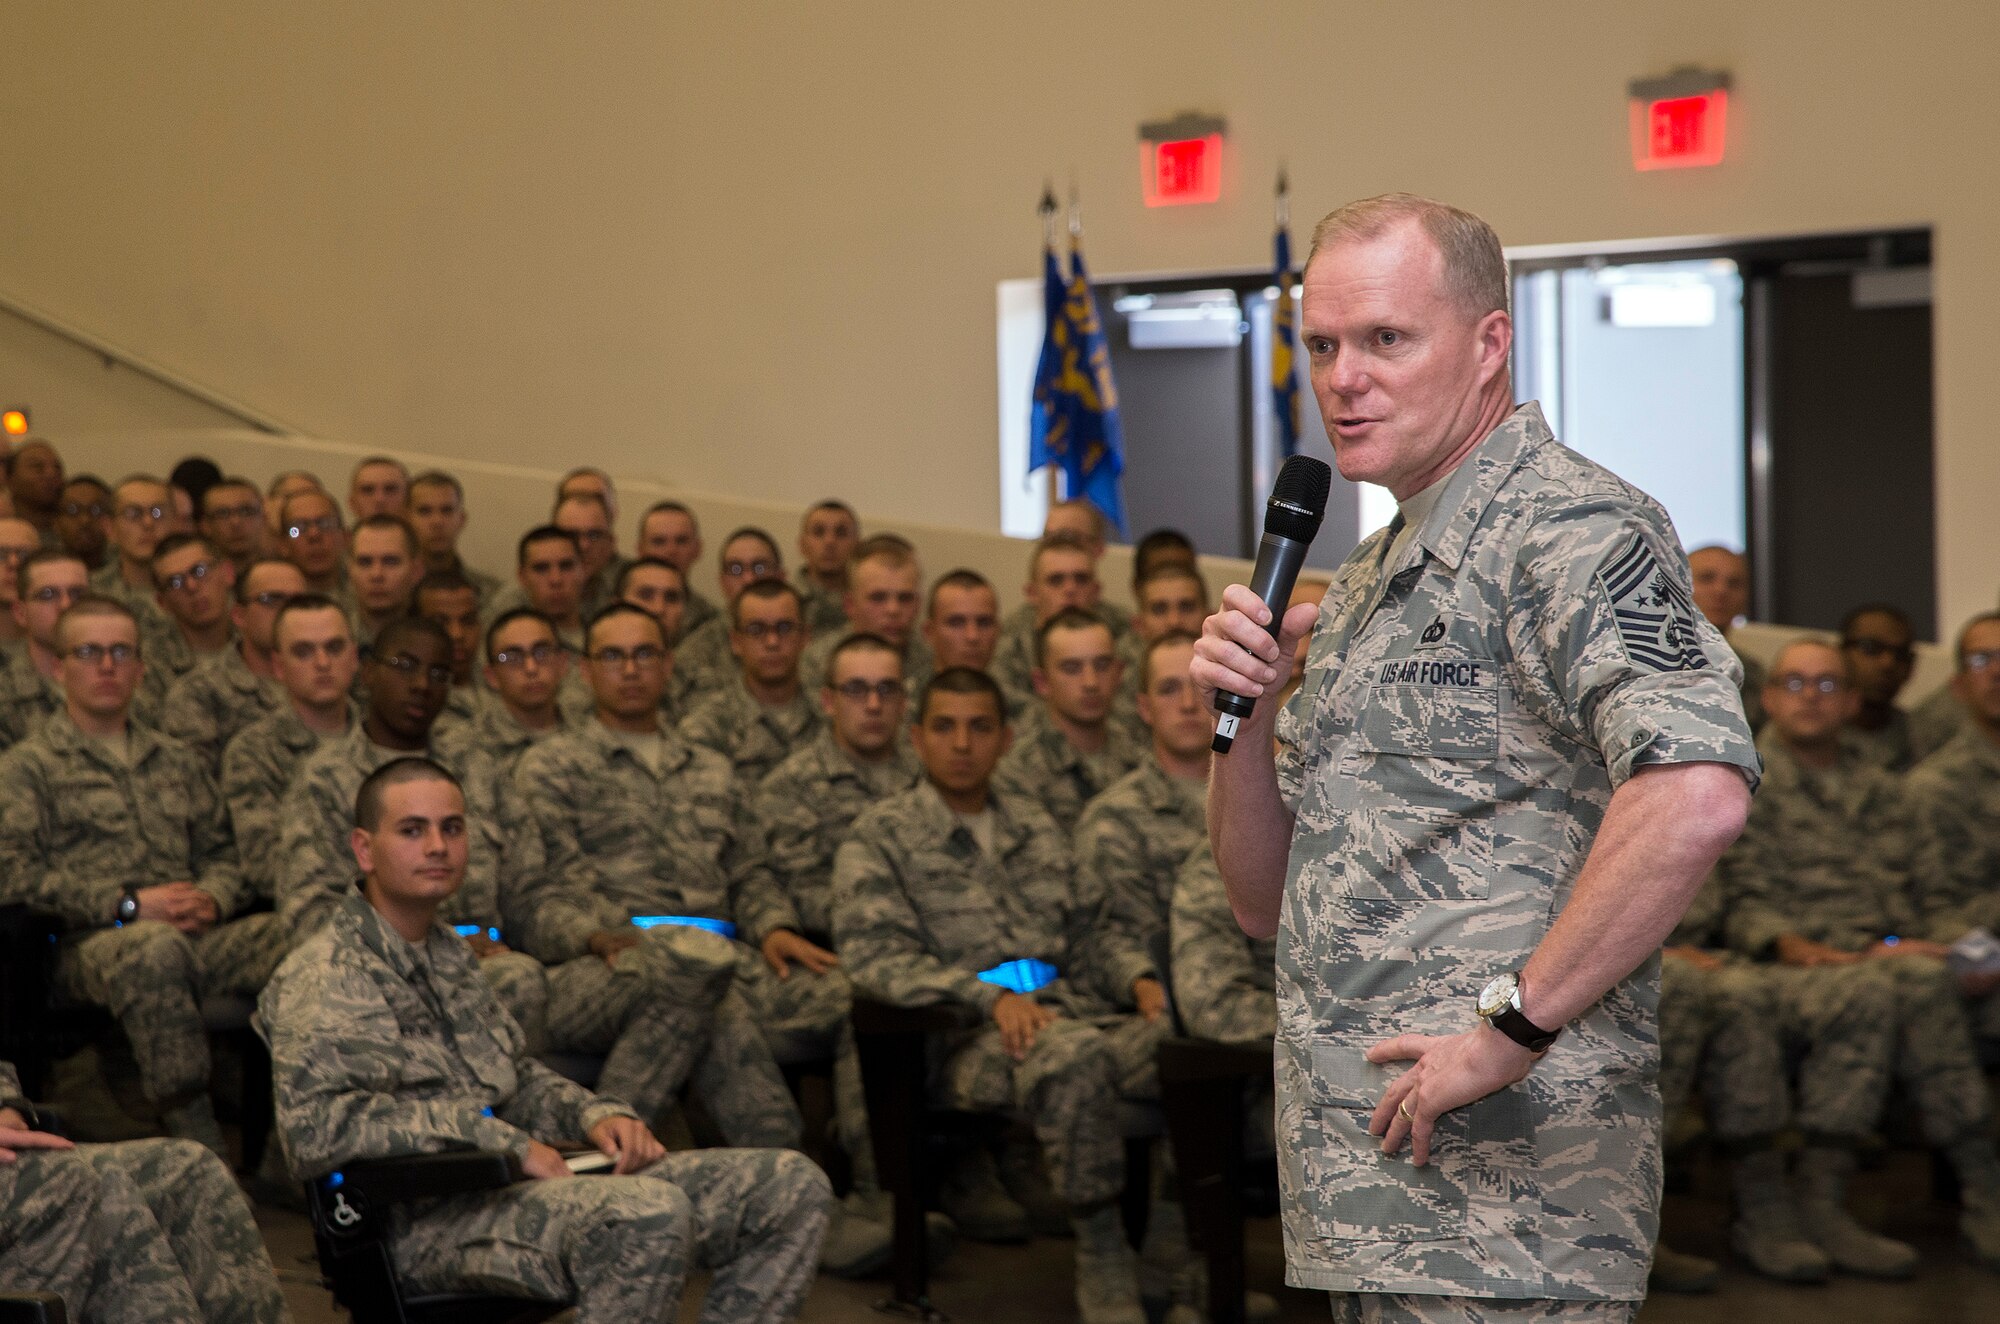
[
  {"xmin": 752, "ymin": 729, "xmax": 921, "ymax": 943},
  {"xmin": 0, "ymin": 645, "xmax": 62, "ymax": 747},
  {"xmin": 1170, "ymin": 843, "xmax": 1276, "ymax": 1044},
  {"xmin": 1271, "ymin": 403, "xmax": 1758, "ymax": 1301},
  {"xmin": 159, "ymin": 642, "xmax": 283, "ymax": 773},
  {"xmin": 219, "ymin": 702, "xmax": 354, "ymax": 904},
  {"xmin": 1074, "ymin": 755, "xmax": 1209, "ymax": 1001},
  {"xmin": 679, "ymin": 678, "xmax": 825, "ymax": 792},
  {"xmin": 992, "ymin": 710, "xmax": 1147, "ymax": 836},
  {"xmin": 798, "ymin": 631, "xmax": 935, "ymax": 705}
]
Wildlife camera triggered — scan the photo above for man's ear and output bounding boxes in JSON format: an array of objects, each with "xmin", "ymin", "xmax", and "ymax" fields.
[
  {"xmin": 350, "ymin": 826, "xmax": 375, "ymax": 877},
  {"xmin": 1031, "ymin": 668, "xmax": 1050, "ymax": 699}
]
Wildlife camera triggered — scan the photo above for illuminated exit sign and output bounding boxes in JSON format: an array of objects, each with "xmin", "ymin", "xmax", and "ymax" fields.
[
  {"xmin": 1140, "ymin": 112, "xmax": 1226, "ymax": 206},
  {"xmin": 1628, "ymin": 67, "xmax": 1731, "ymax": 170}
]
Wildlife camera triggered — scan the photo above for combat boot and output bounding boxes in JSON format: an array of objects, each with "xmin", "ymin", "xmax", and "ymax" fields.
[
  {"xmin": 1728, "ymin": 1146, "xmax": 1829, "ymax": 1282},
  {"xmin": 1947, "ymin": 1137, "xmax": 2000, "ymax": 1270},
  {"xmin": 819, "ymin": 1189, "xmax": 960, "ymax": 1278},
  {"xmin": 1073, "ymin": 1203, "xmax": 1147, "ymax": 1324},
  {"xmin": 940, "ymin": 1146, "xmax": 1031, "ymax": 1243},
  {"xmin": 1794, "ymin": 1144, "xmax": 1918, "ymax": 1278},
  {"xmin": 1143, "ymin": 1198, "xmax": 1281, "ymax": 1323},
  {"xmin": 998, "ymin": 1132, "xmax": 1071, "ymax": 1237},
  {"xmin": 1648, "ymin": 1242, "xmax": 1721, "ymax": 1293}
]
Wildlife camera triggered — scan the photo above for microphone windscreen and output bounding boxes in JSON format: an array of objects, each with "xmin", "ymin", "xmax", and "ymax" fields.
[{"xmin": 1266, "ymin": 455, "xmax": 1333, "ymax": 541}]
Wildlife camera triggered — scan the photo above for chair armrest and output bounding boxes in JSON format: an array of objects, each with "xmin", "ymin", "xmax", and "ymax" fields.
[
  {"xmin": 850, "ymin": 996, "xmax": 981, "ymax": 1036},
  {"xmin": 1157, "ymin": 1036, "xmax": 1273, "ymax": 1084},
  {"xmin": 324, "ymin": 1150, "xmax": 524, "ymax": 1205},
  {"xmin": 0, "ymin": 1293, "xmax": 70, "ymax": 1324}
]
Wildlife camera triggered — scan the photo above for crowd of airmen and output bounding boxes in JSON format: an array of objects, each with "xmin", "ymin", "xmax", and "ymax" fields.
[{"xmin": 0, "ymin": 438, "xmax": 1998, "ymax": 1319}]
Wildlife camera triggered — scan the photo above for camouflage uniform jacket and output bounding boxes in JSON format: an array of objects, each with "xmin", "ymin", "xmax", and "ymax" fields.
[
  {"xmin": 509, "ymin": 718, "xmax": 765, "ymax": 962},
  {"xmin": 799, "ymin": 631, "xmax": 934, "ymax": 703},
  {"xmin": 1844, "ymin": 707, "xmax": 1914, "ymax": 772},
  {"xmin": 0, "ymin": 645, "xmax": 62, "ymax": 748},
  {"xmin": 1904, "ymin": 724, "xmax": 2000, "ymax": 940},
  {"xmin": 752, "ymin": 729, "xmax": 921, "ymax": 943},
  {"xmin": 991, "ymin": 710, "xmax": 1147, "ymax": 835},
  {"xmin": 160, "ymin": 643, "xmax": 287, "ymax": 773},
  {"xmin": 434, "ymin": 693, "xmax": 559, "ymax": 780},
  {"xmin": 88, "ymin": 560, "xmax": 164, "ymax": 618},
  {"xmin": 0, "ymin": 710, "xmax": 245, "ymax": 925},
  {"xmin": 680, "ymin": 586, "xmax": 720, "ymax": 640},
  {"xmin": 794, "ymin": 569, "xmax": 849, "ymax": 639},
  {"xmin": 1271, "ymin": 402, "xmax": 1758, "ymax": 1299},
  {"xmin": 678, "ymin": 679, "xmax": 824, "ymax": 791},
  {"xmin": 277, "ymin": 725, "xmax": 513, "ymax": 942},
  {"xmin": 1906, "ymin": 682, "xmax": 1968, "ymax": 764},
  {"xmin": 259, "ymin": 892, "xmax": 636, "ymax": 1179},
  {"xmin": 1169, "ymin": 843, "xmax": 1276, "ymax": 1043},
  {"xmin": 1073, "ymin": 755, "xmax": 1208, "ymax": 998},
  {"xmin": 832, "ymin": 781, "xmax": 1117, "ymax": 1017},
  {"xmin": 669, "ymin": 616, "xmax": 736, "ymax": 698},
  {"xmin": 989, "ymin": 600, "xmax": 1133, "ymax": 715},
  {"xmin": 1719, "ymin": 734, "xmax": 1916, "ymax": 955},
  {"xmin": 221, "ymin": 702, "xmax": 356, "ymax": 904}
]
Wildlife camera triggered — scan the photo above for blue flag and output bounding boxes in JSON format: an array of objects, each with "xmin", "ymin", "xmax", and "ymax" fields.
[
  {"xmin": 1029, "ymin": 240, "xmax": 1128, "ymax": 537},
  {"xmin": 1271, "ymin": 224, "xmax": 1302, "ymax": 457}
]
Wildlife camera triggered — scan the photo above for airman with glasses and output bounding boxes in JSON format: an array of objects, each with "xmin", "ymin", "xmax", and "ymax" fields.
[
  {"xmin": 54, "ymin": 475, "xmax": 112, "ymax": 571},
  {"xmin": 276, "ymin": 489, "xmax": 349, "ymax": 597},
  {"xmin": 673, "ymin": 527, "xmax": 785, "ymax": 695},
  {"xmin": 1, "ymin": 549, "xmax": 88, "ymax": 746},
  {"xmin": 92, "ymin": 475, "xmax": 175, "ymax": 606},
  {"xmin": 197, "ymin": 477, "xmax": 265, "ymax": 575}
]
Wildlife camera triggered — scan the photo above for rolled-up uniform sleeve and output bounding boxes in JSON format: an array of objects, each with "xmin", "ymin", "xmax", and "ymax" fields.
[{"xmin": 1508, "ymin": 497, "xmax": 1761, "ymax": 792}]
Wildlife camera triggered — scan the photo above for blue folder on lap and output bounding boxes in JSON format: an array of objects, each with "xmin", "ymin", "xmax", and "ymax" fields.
[
  {"xmin": 631, "ymin": 915, "xmax": 738, "ymax": 939},
  {"xmin": 977, "ymin": 958, "xmax": 1059, "ymax": 994}
]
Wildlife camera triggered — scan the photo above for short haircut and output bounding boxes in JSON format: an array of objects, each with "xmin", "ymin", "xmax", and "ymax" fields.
[
  {"xmin": 355, "ymin": 756, "xmax": 461, "ymax": 833},
  {"xmin": 517, "ymin": 524, "xmax": 579, "ymax": 568},
  {"xmin": 615, "ymin": 556, "xmax": 685, "ymax": 596},
  {"xmin": 267, "ymin": 470, "xmax": 322, "ymax": 498},
  {"xmin": 1134, "ymin": 527, "xmax": 1196, "ymax": 567},
  {"xmin": 409, "ymin": 469, "xmax": 465, "ymax": 501},
  {"xmin": 114, "ymin": 473, "xmax": 169, "ymax": 498},
  {"xmin": 56, "ymin": 595, "xmax": 139, "ymax": 650},
  {"xmin": 731, "ymin": 576, "xmax": 802, "ymax": 627},
  {"xmin": 720, "ymin": 525, "xmax": 781, "ymax": 562},
  {"xmin": 561, "ymin": 466, "xmax": 613, "ymax": 491},
  {"xmin": 850, "ymin": 532, "xmax": 917, "ymax": 574},
  {"xmin": 1035, "ymin": 606, "xmax": 1114, "ymax": 667},
  {"xmin": 918, "ymin": 666, "xmax": 1006, "ymax": 723},
  {"xmin": 64, "ymin": 473, "xmax": 110, "ymax": 494},
  {"xmin": 235, "ymin": 557, "xmax": 299, "ymax": 603},
  {"xmin": 927, "ymin": 568, "xmax": 995, "ymax": 617},
  {"xmin": 642, "ymin": 499, "xmax": 695, "ymax": 525},
  {"xmin": 1839, "ymin": 602, "xmax": 1914, "ymax": 640},
  {"xmin": 825, "ymin": 630, "xmax": 904, "ymax": 684},
  {"xmin": 586, "ymin": 600, "xmax": 667, "ymax": 648},
  {"xmin": 805, "ymin": 498, "xmax": 857, "ymax": 523},
  {"xmin": 201, "ymin": 475, "xmax": 260, "ymax": 510},
  {"xmin": 1137, "ymin": 560, "xmax": 1209, "ymax": 601},
  {"xmin": 1686, "ymin": 543, "xmax": 1745, "ymax": 561},
  {"xmin": 368, "ymin": 614, "xmax": 451, "ymax": 662},
  {"xmin": 484, "ymin": 606, "xmax": 557, "ymax": 661},
  {"xmin": 17, "ymin": 546, "xmax": 86, "ymax": 597},
  {"xmin": 1141, "ymin": 629, "xmax": 1201, "ymax": 689},
  {"xmin": 1047, "ymin": 498, "xmax": 1109, "ymax": 543},
  {"xmin": 351, "ymin": 455, "xmax": 410, "ymax": 483},
  {"xmin": 1955, "ymin": 611, "xmax": 2000, "ymax": 667},
  {"xmin": 149, "ymin": 532, "xmax": 217, "ymax": 572},
  {"xmin": 1029, "ymin": 530, "xmax": 1095, "ymax": 579},
  {"xmin": 272, "ymin": 592, "xmax": 351, "ymax": 643},
  {"xmin": 1768, "ymin": 637, "xmax": 1849, "ymax": 681},
  {"xmin": 1305, "ymin": 193, "xmax": 1510, "ymax": 320},
  {"xmin": 279, "ymin": 488, "xmax": 342, "ymax": 530},
  {"xmin": 415, "ymin": 569, "xmax": 476, "ymax": 601},
  {"xmin": 351, "ymin": 514, "xmax": 419, "ymax": 557},
  {"xmin": 168, "ymin": 457, "xmax": 222, "ymax": 504},
  {"xmin": 551, "ymin": 490, "xmax": 610, "ymax": 520}
]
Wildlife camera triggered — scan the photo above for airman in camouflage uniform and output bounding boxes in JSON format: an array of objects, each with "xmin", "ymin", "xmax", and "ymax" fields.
[
  {"xmin": 990, "ymin": 532, "xmax": 1133, "ymax": 719},
  {"xmin": 678, "ymin": 579, "xmax": 823, "ymax": 788},
  {"xmin": 995, "ymin": 610, "xmax": 1148, "ymax": 834},
  {"xmin": 0, "ymin": 549, "xmax": 88, "ymax": 748},
  {"xmin": 159, "ymin": 556, "xmax": 306, "ymax": 772},
  {"xmin": 1170, "ymin": 843, "xmax": 1275, "ymax": 1044},
  {"xmin": 833, "ymin": 668, "xmax": 1160, "ymax": 1324},
  {"xmin": 1193, "ymin": 204, "xmax": 1768, "ymax": 1317},
  {"xmin": 1837, "ymin": 604, "xmax": 1920, "ymax": 772},
  {"xmin": 511, "ymin": 606, "xmax": 802, "ymax": 1148},
  {"xmin": 0, "ymin": 1061, "xmax": 291, "ymax": 1323},
  {"xmin": 757, "ymin": 734, "xmax": 922, "ymax": 947},
  {"xmin": 1907, "ymin": 678, "xmax": 1970, "ymax": 762},
  {"xmin": 0, "ymin": 602, "xmax": 289, "ymax": 1154},
  {"xmin": 796, "ymin": 534, "xmax": 933, "ymax": 698},
  {"xmin": 223, "ymin": 699, "xmax": 357, "ymax": 902},
  {"xmin": 1722, "ymin": 684, "xmax": 2000, "ymax": 1269},
  {"xmin": 1904, "ymin": 612, "xmax": 2000, "ymax": 1041},
  {"xmin": 260, "ymin": 805, "xmax": 829, "ymax": 1324},
  {"xmin": 0, "ymin": 627, "xmax": 64, "ymax": 746},
  {"xmin": 794, "ymin": 499, "xmax": 858, "ymax": 638},
  {"xmin": 435, "ymin": 687, "xmax": 559, "ymax": 774}
]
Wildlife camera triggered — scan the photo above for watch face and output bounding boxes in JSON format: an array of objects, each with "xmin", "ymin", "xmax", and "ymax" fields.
[{"xmin": 1477, "ymin": 972, "xmax": 1516, "ymax": 1018}]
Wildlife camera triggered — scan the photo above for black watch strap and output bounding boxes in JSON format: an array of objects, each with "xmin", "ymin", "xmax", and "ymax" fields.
[{"xmin": 1489, "ymin": 1001, "xmax": 1560, "ymax": 1054}]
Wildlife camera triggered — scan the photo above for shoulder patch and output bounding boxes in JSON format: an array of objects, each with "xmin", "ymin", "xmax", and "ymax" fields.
[{"xmin": 1598, "ymin": 537, "xmax": 1709, "ymax": 672}]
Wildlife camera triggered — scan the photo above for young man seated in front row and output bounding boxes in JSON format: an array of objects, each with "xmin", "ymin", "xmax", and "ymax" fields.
[{"xmin": 257, "ymin": 756, "xmax": 831, "ymax": 1323}]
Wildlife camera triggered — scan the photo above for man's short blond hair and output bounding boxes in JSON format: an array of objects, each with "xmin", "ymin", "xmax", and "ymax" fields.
[{"xmin": 1306, "ymin": 193, "xmax": 1509, "ymax": 320}]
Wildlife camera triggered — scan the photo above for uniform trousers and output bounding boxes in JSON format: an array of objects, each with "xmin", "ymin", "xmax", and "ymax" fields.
[{"xmin": 1331, "ymin": 1294, "xmax": 1634, "ymax": 1323}]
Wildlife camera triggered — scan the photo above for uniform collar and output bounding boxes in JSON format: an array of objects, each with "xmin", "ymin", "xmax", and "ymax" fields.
[
  {"xmin": 582, "ymin": 711, "xmax": 694, "ymax": 777},
  {"xmin": 1408, "ymin": 401, "xmax": 1554, "ymax": 573},
  {"xmin": 913, "ymin": 779, "xmax": 1031, "ymax": 858},
  {"xmin": 43, "ymin": 707, "xmax": 166, "ymax": 769}
]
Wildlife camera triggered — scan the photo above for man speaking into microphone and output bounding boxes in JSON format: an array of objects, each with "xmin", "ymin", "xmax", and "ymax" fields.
[{"xmin": 1192, "ymin": 194, "xmax": 1759, "ymax": 1322}]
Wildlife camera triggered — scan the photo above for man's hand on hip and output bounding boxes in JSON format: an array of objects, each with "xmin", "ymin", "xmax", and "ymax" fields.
[{"xmin": 1365, "ymin": 1026, "xmax": 1538, "ymax": 1167}]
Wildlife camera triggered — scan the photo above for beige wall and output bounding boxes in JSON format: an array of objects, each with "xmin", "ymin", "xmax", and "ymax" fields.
[{"xmin": 2, "ymin": 3, "xmax": 1994, "ymax": 629}]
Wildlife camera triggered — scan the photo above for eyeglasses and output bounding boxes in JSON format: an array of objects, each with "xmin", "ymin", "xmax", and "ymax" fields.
[
  {"xmin": 27, "ymin": 585, "xmax": 88, "ymax": 605},
  {"xmin": 158, "ymin": 560, "xmax": 216, "ymax": 593},
  {"xmin": 286, "ymin": 516, "xmax": 342, "ymax": 539},
  {"xmin": 118, "ymin": 504, "xmax": 169, "ymax": 525},
  {"xmin": 249, "ymin": 590, "xmax": 294, "ymax": 609},
  {"xmin": 724, "ymin": 559, "xmax": 776, "ymax": 579},
  {"xmin": 738, "ymin": 619, "xmax": 797, "ymax": 641},
  {"xmin": 492, "ymin": 642, "xmax": 563, "ymax": 669},
  {"xmin": 375, "ymin": 653, "xmax": 454, "ymax": 686},
  {"xmin": 204, "ymin": 502, "xmax": 260, "ymax": 522},
  {"xmin": 589, "ymin": 645, "xmax": 665, "ymax": 668},
  {"xmin": 1968, "ymin": 651, "xmax": 1999, "ymax": 674},
  {"xmin": 833, "ymin": 678, "xmax": 904, "ymax": 703},
  {"xmin": 1841, "ymin": 638, "xmax": 1912, "ymax": 661},
  {"xmin": 67, "ymin": 643, "xmax": 138, "ymax": 665},
  {"xmin": 1775, "ymin": 674, "xmax": 1845, "ymax": 695},
  {"xmin": 59, "ymin": 501, "xmax": 109, "ymax": 519}
]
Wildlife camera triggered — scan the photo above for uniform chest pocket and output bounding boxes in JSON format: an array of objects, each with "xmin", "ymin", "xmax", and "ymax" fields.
[{"xmin": 1335, "ymin": 661, "xmax": 1499, "ymax": 902}]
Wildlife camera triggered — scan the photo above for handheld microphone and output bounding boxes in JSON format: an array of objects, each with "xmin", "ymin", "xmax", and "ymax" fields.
[{"xmin": 1212, "ymin": 455, "xmax": 1332, "ymax": 754}]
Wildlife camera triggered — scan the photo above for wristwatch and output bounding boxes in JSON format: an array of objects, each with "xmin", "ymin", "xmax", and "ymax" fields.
[
  {"xmin": 115, "ymin": 889, "xmax": 139, "ymax": 926},
  {"xmin": 1476, "ymin": 970, "xmax": 1560, "ymax": 1053}
]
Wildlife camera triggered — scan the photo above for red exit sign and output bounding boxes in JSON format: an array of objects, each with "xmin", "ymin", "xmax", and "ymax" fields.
[
  {"xmin": 1628, "ymin": 68, "xmax": 1731, "ymax": 170},
  {"xmin": 1139, "ymin": 113, "xmax": 1226, "ymax": 207}
]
